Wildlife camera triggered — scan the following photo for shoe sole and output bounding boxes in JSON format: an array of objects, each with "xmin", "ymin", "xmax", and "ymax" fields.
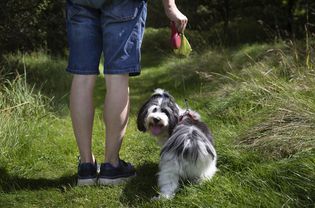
[
  {"xmin": 98, "ymin": 174, "xmax": 136, "ymax": 186},
  {"xmin": 77, "ymin": 178, "xmax": 97, "ymax": 186}
]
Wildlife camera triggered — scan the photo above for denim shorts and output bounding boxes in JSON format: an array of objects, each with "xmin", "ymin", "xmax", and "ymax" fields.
[{"xmin": 66, "ymin": 0, "xmax": 147, "ymax": 76}]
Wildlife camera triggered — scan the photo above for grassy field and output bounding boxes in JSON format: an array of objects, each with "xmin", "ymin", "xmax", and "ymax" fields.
[{"xmin": 0, "ymin": 31, "xmax": 314, "ymax": 207}]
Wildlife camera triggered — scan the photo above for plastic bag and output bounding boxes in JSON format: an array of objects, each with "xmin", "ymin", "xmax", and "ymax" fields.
[{"xmin": 173, "ymin": 34, "xmax": 192, "ymax": 57}]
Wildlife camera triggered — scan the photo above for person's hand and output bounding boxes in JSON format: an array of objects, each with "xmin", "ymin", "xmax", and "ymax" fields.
[{"xmin": 163, "ymin": 3, "xmax": 188, "ymax": 33}]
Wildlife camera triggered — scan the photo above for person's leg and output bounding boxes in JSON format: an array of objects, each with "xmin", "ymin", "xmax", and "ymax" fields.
[
  {"xmin": 97, "ymin": 0, "xmax": 146, "ymax": 185},
  {"xmin": 66, "ymin": 0, "xmax": 102, "ymax": 186},
  {"xmin": 70, "ymin": 74, "xmax": 97, "ymax": 163},
  {"xmin": 66, "ymin": 0, "xmax": 102, "ymax": 164},
  {"xmin": 103, "ymin": 74, "xmax": 130, "ymax": 166}
]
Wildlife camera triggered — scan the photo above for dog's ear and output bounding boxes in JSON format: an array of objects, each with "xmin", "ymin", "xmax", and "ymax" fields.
[
  {"xmin": 137, "ymin": 99, "xmax": 151, "ymax": 132},
  {"xmin": 168, "ymin": 113, "xmax": 179, "ymax": 135}
]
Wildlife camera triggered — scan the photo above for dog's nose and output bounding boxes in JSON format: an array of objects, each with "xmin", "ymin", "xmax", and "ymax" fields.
[{"xmin": 153, "ymin": 117, "xmax": 161, "ymax": 123}]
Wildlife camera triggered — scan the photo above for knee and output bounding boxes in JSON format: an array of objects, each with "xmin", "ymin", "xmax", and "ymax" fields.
[
  {"xmin": 105, "ymin": 75, "xmax": 129, "ymax": 92},
  {"xmin": 72, "ymin": 75, "xmax": 97, "ymax": 88}
]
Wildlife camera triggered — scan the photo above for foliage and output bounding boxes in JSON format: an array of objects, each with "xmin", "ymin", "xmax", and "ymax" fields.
[
  {"xmin": 0, "ymin": 0, "xmax": 314, "ymax": 55},
  {"xmin": 0, "ymin": 0, "xmax": 66, "ymax": 54},
  {"xmin": 148, "ymin": 0, "xmax": 315, "ymax": 42}
]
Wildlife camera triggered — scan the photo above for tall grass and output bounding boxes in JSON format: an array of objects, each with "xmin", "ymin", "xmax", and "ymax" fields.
[
  {"xmin": 0, "ymin": 74, "xmax": 53, "ymax": 165},
  {"xmin": 2, "ymin": 51, "xmax": 71, "ymax": 101}
]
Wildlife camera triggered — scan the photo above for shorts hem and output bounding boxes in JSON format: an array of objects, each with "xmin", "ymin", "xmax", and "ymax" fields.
[
  {"xmin": 103, "ymin": 67, "xmax": 141, "ymax": 76},
  {"xmin": 66, "ymin": 68, "xmax": 100, "ymax": 75}
]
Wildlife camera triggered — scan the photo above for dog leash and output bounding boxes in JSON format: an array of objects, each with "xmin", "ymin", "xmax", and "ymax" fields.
[
  {"xmin": 179, "ymin": 58, "xmax": 189, "ymax": 112},
  {"xmin": 184, "ymin": 98, "xmax": 190, "ymax": 113},
  {"xmin": 179, "ymin": 99, "xmax": 198, "ymax": 124}
]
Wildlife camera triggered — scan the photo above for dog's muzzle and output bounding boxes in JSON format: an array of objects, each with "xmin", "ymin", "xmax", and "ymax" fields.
[{"xmin": 148, "ymin": 117, "xmax": 165, "ymax": 136}]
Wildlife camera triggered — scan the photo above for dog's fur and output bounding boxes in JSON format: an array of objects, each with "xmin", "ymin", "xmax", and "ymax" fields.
[{"xmin": 137, "ymin": 89, "xmax": 217, "ymax": 199}]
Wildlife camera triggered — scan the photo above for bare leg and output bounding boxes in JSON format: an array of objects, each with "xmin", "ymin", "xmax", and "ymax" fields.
[
  {"xmin": 70, "ymin": 74, "xmax": 97, "ymax": 163},
  {"xmin": 103, "ymin": 74, "xmax": 130, "ymax": 166}
]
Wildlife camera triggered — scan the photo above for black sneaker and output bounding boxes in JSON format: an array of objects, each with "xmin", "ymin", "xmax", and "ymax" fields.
[
  {"xmin": 77, "ymin": 161, "xmax": 98, "ymax": 186},
  {"xmin": 98, "ymin": 159, "xmax": 136, "ymax": 185}
]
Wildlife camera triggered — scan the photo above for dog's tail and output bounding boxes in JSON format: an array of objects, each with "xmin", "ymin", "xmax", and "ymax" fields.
[{"xmin": 161, "ymin": 125, "xmax": 217, "ymax": 163}]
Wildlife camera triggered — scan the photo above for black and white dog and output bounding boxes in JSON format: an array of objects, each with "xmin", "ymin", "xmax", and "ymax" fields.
[
  {"xmin": 137, "ymin": 89, "xmax": 217, "ymax": 199},
  {"xmin": 157, "ymin": 110, "xmax": 217, "ymax": 199}
]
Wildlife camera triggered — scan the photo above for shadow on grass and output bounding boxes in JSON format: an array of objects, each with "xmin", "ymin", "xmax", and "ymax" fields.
[
  {"xmin": 0, "ymin": 167, "xmax": 76, "ymax": 193},
  {"xmin": 120, "ymin": 162, "xmax": 159, "ymax": 205}
]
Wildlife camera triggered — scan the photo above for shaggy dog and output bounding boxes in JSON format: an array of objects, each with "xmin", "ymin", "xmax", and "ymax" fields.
[
  {"xmin": 156, "ymin": 110, "xmax": 217, "ymax": 199},
  {"xmin": 137, "ymin": 89, "xmax": 217, "ymax": 199}
]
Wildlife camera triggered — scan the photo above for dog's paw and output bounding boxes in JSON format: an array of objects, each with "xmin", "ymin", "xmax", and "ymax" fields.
[
  {"xmin": 151, "ymin": 193, "xmax": 174, "ymax": 201},
  {"xmin": 151, "ymin": 195, "xmax": 161, "ymax": 201}
]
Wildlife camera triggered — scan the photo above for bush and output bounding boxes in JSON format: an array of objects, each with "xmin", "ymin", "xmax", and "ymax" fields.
[{"xmin": 0, "ymin": 0, "xmax": 66, "ymax": 55}]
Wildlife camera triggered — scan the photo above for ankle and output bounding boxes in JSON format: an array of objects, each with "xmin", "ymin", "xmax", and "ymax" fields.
[
  {"xmin": 105, "ymin": 158, "xmax": 119, "ymax": 167},
  {"xmin": 79, "ymin": 154, "xmax": 95, "ymax": 164}
]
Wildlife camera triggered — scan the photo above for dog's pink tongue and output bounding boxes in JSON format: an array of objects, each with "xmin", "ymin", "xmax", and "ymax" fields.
[{"xmin": 151, "ymin": 125, "xmax": 161, "ymax": 136}]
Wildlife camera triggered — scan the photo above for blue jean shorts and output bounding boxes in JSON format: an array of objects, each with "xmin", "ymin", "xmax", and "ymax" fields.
[{"xmin": 66, "ymin": 0, "xmax": 147, "ymax": 76}]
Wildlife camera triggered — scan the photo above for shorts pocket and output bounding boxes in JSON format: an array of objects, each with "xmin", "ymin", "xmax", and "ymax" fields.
[
  {"xmin": 67, "ymin": 3, "xmax": 81, "ymax": 22},
  {"xmin": 71, "ymin": 0, "xmax": 106, "ymax": 9},
  {"xmin": 67, "ymin": 1, "xmax": 101, "ymax": 24},
  {"xmin": 103, "ymin": 0, "xmax": 141, "ymax": 22}
]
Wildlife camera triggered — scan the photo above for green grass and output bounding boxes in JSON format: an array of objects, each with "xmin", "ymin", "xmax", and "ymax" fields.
[{"xmin": 0, "ymin": 36, "xmax": 314, "ymax": 207}]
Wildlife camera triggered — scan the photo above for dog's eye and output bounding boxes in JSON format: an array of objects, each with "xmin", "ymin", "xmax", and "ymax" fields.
[
  {"xmin": 161, "ymin": 108, "xmax": 169, "ymax": 116},
  {"xmin": 153, "ymin": 108, "xmax": 157, "ymax": 112}
]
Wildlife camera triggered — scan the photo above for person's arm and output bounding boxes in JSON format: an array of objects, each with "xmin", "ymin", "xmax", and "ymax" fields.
[{"xmin": 162, "ymin": 0, "xmax": 188, "ymax": 33}]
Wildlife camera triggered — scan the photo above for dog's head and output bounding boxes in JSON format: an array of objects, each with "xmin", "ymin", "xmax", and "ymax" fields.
[{"xmin": 137, "ymin": 89, "xmax": 180, "ymax": 137}]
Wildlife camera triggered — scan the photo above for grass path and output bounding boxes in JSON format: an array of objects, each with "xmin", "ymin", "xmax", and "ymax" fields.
[{"xmin": 0, "ymin": 45, "xmax": 314, "ymax": 207}]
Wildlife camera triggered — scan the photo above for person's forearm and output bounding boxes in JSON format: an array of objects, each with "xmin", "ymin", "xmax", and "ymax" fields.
[
  {"xmin": 162, "ymin": 0, "xmax": 177, "ymax": 10},
  {"xmin": 162, "ymin": 0, "xmax": 188, "ymax": 32},
  {"xmin": 162, "ymin": 0, "xmax": 178, "ymax": 17}
]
